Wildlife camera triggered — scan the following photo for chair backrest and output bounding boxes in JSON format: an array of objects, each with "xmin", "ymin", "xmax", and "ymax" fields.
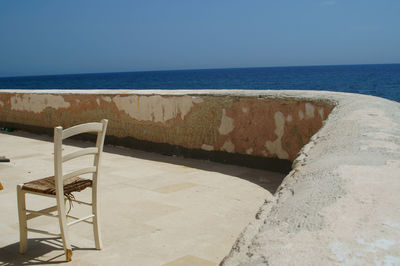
[{"xmin": 53, "ymin": 119, "xmax": 108, "ymax": 196}]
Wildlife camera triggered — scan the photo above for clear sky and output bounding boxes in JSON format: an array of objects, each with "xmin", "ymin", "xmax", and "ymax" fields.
[{"xmin": 0, "ymin": 0, "xmax": 399, "ymax": 77}]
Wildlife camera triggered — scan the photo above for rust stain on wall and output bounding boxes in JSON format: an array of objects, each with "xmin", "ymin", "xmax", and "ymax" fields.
[
  {"xmin": 0, "ymin": 92, "xmax": 333, "ymax": 161},
  {"xmin": 213, "ymin": 97, "xmax": 333, "ymax": 160}
]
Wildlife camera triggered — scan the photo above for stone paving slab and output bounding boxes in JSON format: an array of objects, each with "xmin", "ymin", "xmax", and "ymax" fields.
[{"xmin": 0, "ymin": 130, "xmax": 284, "ymax": 265}]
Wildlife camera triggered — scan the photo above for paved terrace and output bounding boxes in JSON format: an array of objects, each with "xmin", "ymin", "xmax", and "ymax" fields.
[{"xmin": 0, "ymin": 130, "xmax": 284, "ymax": 265}]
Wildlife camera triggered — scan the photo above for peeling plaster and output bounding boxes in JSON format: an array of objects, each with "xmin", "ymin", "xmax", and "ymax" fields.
[
  {"xmin": 10, "ymin": 94, "xmax": 71, "ymax": 113},
  {"xmin": 0, "ymin": 92, "xmax": 333, "ymax": 162},
  {"xmin": 102, "ymin": 96, "xmax": 112, "ymax": 102},
  {"xmin": 192, "ymin": 96, "xmax": 204, "ymax": 104},
  {"xmin": 201, "ymin": 144, "xmax": 214, "ymax": 151},
  {"xmin": 319, "ymin": 108, "xmax": 324, "ymax": 119},
  {"xmin": 112, "ymin": 95, "xmax": 195, "ymax": 124},
  {"xmin": 265, "ymin": 112, "xmax": 289, "ymax": 159},
  {"xmin": 222, "ymin": 140, "xmax": 235, "ymax": 153},
  {"xmin": 219, "ymin": 109, "xmax": 234, "ymax": 135},
  {"xmin": 305, "ymin": 103, "xmax": 315, "ymax": 119}
]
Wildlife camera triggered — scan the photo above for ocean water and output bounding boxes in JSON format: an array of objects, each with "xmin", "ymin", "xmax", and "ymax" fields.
[{"xmin": 0, "ymin": 64, "xmax": 399, "ymax": 102}]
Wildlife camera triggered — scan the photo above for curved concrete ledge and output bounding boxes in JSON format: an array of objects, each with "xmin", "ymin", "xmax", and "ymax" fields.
[
  {"xmin": 221, "ymin": 92, "xmax": 400, "ymax": 265},
  {"xmin": 1, "ymin": 90, "xmax": 399, "ymax": 264}
]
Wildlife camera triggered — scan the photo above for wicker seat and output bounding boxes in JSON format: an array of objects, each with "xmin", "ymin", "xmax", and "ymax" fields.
[
  {"xmin": 22, "ymin": 176, "xmax": 92, "ymax": 196},
  {"xmin": 17, "ymin": 119, "xmax": 108, "ymax": 261}
]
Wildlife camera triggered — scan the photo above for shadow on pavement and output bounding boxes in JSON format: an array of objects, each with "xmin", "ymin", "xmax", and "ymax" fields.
[{"xmin": 0, "ymin": 238, "xmax": 96, "ymax": 265}]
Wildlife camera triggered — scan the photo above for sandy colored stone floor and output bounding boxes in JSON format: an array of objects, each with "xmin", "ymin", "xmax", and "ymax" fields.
[{"xmin": 0, "ymin": 130, "xmax": 284, "ymax": 265}]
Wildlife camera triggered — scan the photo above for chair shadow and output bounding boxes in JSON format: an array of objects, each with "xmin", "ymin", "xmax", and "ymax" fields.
[
  {"xmin": 0, "ymin": 237, "xmax": 96, "ymax": 265},
  {"xmin": 2, "ymin": 130, "xmax": 288, "ymax": 194}
]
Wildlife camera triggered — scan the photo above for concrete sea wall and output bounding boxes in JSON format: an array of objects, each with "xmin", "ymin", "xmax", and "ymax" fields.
[
  {"xmin": 221, "ymin": 92, "xmax": 400, "ymax": 266},
  {"xmin": 0, "ymin": 90, "xmax": 333, "ymax": 163}
]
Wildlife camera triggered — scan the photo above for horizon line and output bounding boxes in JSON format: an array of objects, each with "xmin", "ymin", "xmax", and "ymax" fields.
[{"xmin": 1, "ymin": 62, "xmax": 399, "ymax": 79}]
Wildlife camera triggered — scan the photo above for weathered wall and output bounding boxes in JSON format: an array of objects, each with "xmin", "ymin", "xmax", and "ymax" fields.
[{"xmin": 0, "ymin": 91, "xmax": 333, "ymax": 161}]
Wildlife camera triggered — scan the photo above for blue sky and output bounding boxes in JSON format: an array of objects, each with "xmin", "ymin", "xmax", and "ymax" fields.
[{"xmin": 0, "ymin": 0, "xmax": 399, "ymax": 77}]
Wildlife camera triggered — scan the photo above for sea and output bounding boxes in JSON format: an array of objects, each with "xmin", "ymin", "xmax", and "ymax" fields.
[{"xmin": 0, "ymin": 64, "xmax": 399, "ymax": 102}]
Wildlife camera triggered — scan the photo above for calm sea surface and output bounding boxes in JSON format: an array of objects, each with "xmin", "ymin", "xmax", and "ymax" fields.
[{"xmin": 0, "ymin": 64, "xmax": 399, "ymax": 102}]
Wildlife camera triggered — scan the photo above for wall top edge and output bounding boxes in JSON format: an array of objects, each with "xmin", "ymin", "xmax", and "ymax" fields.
[{"xmin": 0, "ymin": 89, "xmax": 396, "ymax": 106}]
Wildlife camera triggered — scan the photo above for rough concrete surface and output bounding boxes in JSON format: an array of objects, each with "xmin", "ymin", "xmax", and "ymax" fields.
[{"xmin": 221, "ymin": 92, "xmax": 400, "ymax": 265}]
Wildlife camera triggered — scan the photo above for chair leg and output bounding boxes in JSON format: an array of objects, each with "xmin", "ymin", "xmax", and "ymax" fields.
[
  {"xmin": 57, "ymin": 195, "xmax": 72, "ymax": 261},
  {"xmin": 17, "ymin": 185, "xmax": 28, "ymax": 254},
  {"xmin": 92, "ymin": 188, "xmax": 102, "ymax": 250}
]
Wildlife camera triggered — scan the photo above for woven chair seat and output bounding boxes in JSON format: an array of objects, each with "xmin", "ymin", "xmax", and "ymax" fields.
[{"xmin": 22, "ymin": 176, "xmax": 92, "ymax": 196}]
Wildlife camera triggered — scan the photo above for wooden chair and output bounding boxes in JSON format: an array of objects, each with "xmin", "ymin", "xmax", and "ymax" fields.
[{"xmin": 17, "ymin": 119, "xmax": 108, "ymax": 261}]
